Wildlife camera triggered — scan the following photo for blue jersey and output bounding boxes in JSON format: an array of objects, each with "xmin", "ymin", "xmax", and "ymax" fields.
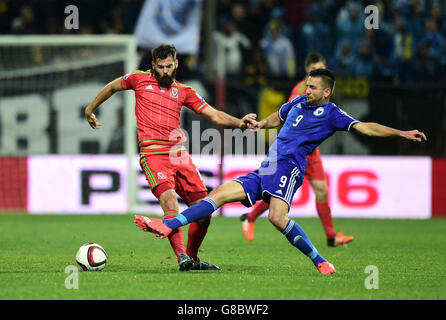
[
  {"xmin": 264, "ymin": 94, "xmax": 359, "ymax": 172},
  {"xmin": 235, "ymin": 94, "xmax": 359, "ymax": 209}
]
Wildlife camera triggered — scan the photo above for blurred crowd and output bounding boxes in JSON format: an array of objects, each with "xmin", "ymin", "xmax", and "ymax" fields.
[
  {"xmin": 0, "ymin": 0, "xmax": 142, "ymax": 35},
  {"xmin": 1, "ymin": 0, "xmax": 446, "ymax": 84},
  {"xmin": 214, "ymin": 0, "xmax": 446, "ymax": 85}
]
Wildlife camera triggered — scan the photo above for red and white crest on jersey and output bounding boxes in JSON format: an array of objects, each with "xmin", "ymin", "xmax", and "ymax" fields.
[
  {"xmin": 170, "ymin": 87, "xmax": 178, "ymax": 98},
  {"xmin": 157, "ymin": 172, "xmax": 166, "ymax": 179}
]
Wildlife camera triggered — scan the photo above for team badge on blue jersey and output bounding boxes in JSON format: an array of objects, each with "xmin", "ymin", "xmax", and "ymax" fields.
[{"xmin": 313, "ymin": 107, "xmax": 324, "ymax": 116}]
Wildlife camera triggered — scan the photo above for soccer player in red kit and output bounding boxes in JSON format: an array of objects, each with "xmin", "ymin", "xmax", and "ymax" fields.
[
  {"xmin": 86, "ymin": 44, "xmax": 257, "ymax": 271},
  {"xmin": 240, "ymin": 52, "xmax": 353, "ymax": 247}
]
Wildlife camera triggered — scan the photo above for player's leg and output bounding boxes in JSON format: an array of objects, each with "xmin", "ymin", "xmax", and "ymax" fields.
[
  {"xmin": 186, "ymin": 205, "xmax": 218, "ymax": 269},
  {"xmin": 168, "ymin": 181, "xmax": 247, "ymax": 229},
  {"xmin": 157, "ymin": 188, "xmax": 195, "ymax": 270},
  {"xmin": 172, "ymin": 152, "xmax": 216, "ymax": 267},
  {"xmin": 185, "ymin": 196, "xmax": 210, "ymax": 262},
  {"xmin": 309, "ymin": 178, "xmax": 336, "ymax": 240},
  {"xmin": 247, "ymin": 201, "xmax": 269, "ymax": 222},
  {"xmin": 306, "ymin": 148, "xmax": 353, "ymax": 246},
  {"xmin": 136, "ymin": 168, "xmax": 262, "ymax": 239},
  {"xmin": 268, "ymin": 197, "xmax": 335, "ymax": 274},
  {"xmin": 137, "ymin": 153, "xmax": 194, "ymax": 270},
  {"xmin": 312, "ymin": 178, "xmax": 353, "ymax": 246},
  {"xmin": 261, "ymin": 158, "xmax": 335, "ymax": 274},
  {"xmin": 240, "ymin": 200, "xmax": 269, "ymax": 241},
  {"xmin": 180, "ymin": 191, "xmax": 219, "ymax": 271},
  {"xmin": 137, "ymin": 181, "xmax": 248, "ymax": 237},
  {"xmin": 182, "ymin": 195, "xmax": 221, "ymax": 270}
]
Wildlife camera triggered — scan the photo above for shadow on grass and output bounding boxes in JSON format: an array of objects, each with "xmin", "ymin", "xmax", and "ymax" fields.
[{"xmin": 104, "ymin": 263, "xmax": 271, "ymax": 275}]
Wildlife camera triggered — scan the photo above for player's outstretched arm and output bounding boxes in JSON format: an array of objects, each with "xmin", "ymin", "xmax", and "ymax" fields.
[
  {"xmin": 85, "ymin": 77, "xmax": 125, "ymax": 129},
  {"xmin": 351, "ymin": 122, "xmax": 427, "ymax": 142},
  {"xmin": 251, "ymin": 111, "xmax": 281, "ymax": 132},
  {"xmin": 200, "ymin": 105, "xmax": 257, "ymax": 129}
]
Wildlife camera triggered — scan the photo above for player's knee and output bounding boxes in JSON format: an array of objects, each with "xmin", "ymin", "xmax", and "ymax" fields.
[
  {"xmin": 312, "ymin": 183, "xmax": 328, "ymax": 202},
  {"xmin": 315, "ymin": 189, "xmax": 328, "ymax": 202},
  {"xmin": 159, "ymin": 199, "xmax": 178, "ymax": 213},
  {"xmin": 268, "ymin": 210, "xmax": 285, "ymax": 231},
  {"xmin": 160, "ymin": 199, "xmax": 177, "ymax": 212},
  {"xmin": 207, "ymin": 189, "xmax": 224, "ymax": 206},
  {"xmin": 209, "ymin": 182, "xmax": 244, "ymax": 207}
]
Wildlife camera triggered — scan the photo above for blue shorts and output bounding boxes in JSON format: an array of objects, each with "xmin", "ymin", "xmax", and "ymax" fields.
[{"xmin": 233, "ymin": 159, "xmax": 303, "ymax": 210}]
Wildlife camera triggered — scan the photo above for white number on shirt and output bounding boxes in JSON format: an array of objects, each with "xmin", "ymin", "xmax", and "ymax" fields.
[
  {"xmin": 279, "ymin": 176, "xmax": 288, "ymax": 188},
  {"xmin": 292, "ymin": 115, "xmax": 304, "ymax": 127}
]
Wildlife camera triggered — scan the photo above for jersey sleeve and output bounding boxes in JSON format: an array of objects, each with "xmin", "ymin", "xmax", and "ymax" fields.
[
  {"xmin": 278, "ymin": 101, "xmax": 292, "ymax": 122},
  {"xmin": 120, "ymin": 71, "xmax": 139, "ymax": 90},
  {"xmin": 279, "ymin": 94, "xmax": 305, "ymax": 121},
  {"xmin": 183, "ymin": 86, "xmax": 209, "ymax": 114},
  {"xmin": 329, "ymin": 106, "xmax": 360, "ymax": 131}
]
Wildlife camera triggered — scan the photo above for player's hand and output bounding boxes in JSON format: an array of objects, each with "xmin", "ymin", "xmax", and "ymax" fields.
[
  {"xmin": 86, "ymin": 112, "xmax": 102, "ymax": 129},
  {"xmin": 240, "ymin": 113, "xmax": 257, "ymax": 130},
  {"xmin": 249, "ymin": 118, "xmax": 266, "ymax": 132},
  {"xmin": 403, "ymin": 130, "xmax": 427, "ymax": 142}
]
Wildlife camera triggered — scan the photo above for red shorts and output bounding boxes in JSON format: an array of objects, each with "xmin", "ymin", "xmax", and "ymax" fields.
[
  {"xmin": 139, "ymin": 147, "xmax": 208, "ymax": 205},
  {"xmin": 304, "ymin": 147, "xmax": 326, "ymax": 181}
]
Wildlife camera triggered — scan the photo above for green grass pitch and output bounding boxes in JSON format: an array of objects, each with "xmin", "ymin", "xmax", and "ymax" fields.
[{"xmin": 0, "ymin": 214, "xmax": 445, "ymax": 300}]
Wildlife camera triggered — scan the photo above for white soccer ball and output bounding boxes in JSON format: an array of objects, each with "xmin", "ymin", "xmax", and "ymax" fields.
[{"xmin": 76, "ymin": 243, "xmax": 107, "ymax": 271}]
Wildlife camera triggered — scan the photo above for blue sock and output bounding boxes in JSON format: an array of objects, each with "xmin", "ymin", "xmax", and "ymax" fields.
[
  {"xmin": 282, "ymin": 220, "xmax": 326, "ymax": 266},
  {"xmin": 163, "ymin": 197, "xmax": 218, "ymax": 230}
]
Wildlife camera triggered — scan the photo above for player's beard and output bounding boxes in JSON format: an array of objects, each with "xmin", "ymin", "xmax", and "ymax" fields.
[
  {"xmin": 154, "ymin": 68, "xmax": 176, "ymax": 88},
  {"xmin": 306, "ymin": 95, "xmax": 322, "ymax": 106}
]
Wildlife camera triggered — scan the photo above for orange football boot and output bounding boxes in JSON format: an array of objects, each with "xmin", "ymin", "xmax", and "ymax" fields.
[
  {"xmin": 328, "ymin": 231, "xmax": 354, "ymax": 247},
  {"xmin": 134, "ymin": 215, "xmax": 173, "ymax": 239},
  {"xmin": 317, "ymin": 261, "xmax": 336, "ymax": 274},
  {"xmin": 240, "ymin": 213, "xmax": 255, "ymax": 241}
]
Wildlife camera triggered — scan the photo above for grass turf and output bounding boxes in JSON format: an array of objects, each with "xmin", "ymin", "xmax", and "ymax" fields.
[{"xmin": 0, "ymin": 214, "xmax": 445, "ymax": 300}]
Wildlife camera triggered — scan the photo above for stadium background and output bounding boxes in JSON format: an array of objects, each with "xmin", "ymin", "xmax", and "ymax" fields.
[{"xmin": 0, "ymin": 0, "xmax": 445, "ymax": 217}]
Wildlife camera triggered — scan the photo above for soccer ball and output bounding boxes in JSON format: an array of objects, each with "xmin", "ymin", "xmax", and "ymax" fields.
[{"xmin": 75, "ymin": 243, "xmax": 107, "ymax": 271}]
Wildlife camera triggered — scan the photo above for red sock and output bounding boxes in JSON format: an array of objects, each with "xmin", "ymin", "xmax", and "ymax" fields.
[
  {"xmin": 164, "ymin": 214, "xmax": 187, "ymax": 262},
  {"xmin": 315, "ymin": 201, "xmax": 336, "ymax": 239},
  {"xmin": 186, "ymin": 220, "xmax": 209, "ymax": 262},
  {"xmin": 247, "ymin": 201, "xmax": 269, "ymax": 222}
]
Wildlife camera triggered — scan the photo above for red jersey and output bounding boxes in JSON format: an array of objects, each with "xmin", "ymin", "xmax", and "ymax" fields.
[
  {"xmin": 288, "ymin": 78, "xmax": 307, "ymax": 101},
  {"xmin": 121, "ymin": 70, "xmax": 209, "ymax": 148}
]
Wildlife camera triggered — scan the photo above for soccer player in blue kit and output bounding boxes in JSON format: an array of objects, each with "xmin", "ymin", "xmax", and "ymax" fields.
[{"xmin": 134, "ymin": 69, "xmax": 427, "ymax": 274}]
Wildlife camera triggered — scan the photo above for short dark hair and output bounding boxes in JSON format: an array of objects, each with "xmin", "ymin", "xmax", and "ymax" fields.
[
  {"xmin": 152, "ymin": 44, "xmax": 176, "ymax": 61},
  {"xmin": 308, "ymin": 68, "xmax": 335, "ymax": 92},
  {"xmin": 305, "ymin": 52, "xmax": 326, "ymax": 67}
]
